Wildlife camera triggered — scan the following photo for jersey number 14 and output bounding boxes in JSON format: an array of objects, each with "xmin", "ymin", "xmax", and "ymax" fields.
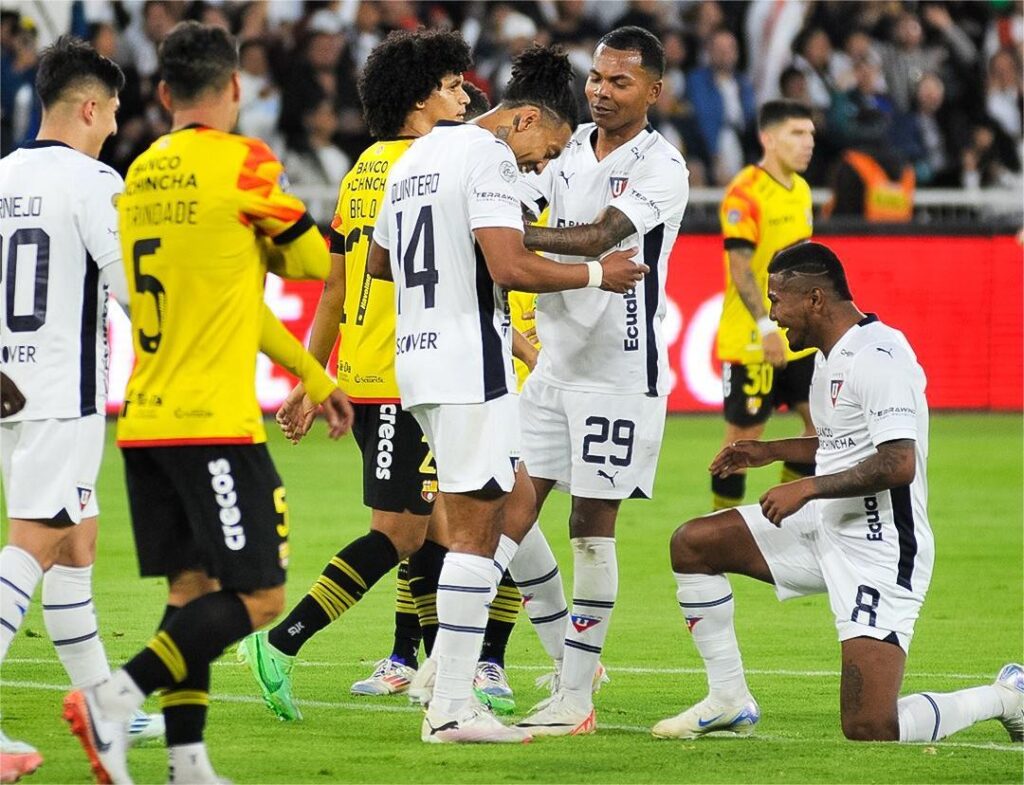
[{"xmin": 395, "ymin": 205, "xmax": 438, "ymax": 313}]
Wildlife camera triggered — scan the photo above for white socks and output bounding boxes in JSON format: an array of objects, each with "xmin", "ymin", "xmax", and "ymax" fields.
[
  {"xmin": 509, "ymin": 523, "xmax": 569, "ymax": 662},
  {"xmin": 43, "ymin": 564, "xmax": 111, "ymax": 688},
  {"xmin": 898, "ymin": 686, "xmax": 1009, "ymax": 742},
  {"xmin": 430, "ymin": 552, "xmax": 496, "ymax": 718},
  {"xmin": 169, "ymin": 742, "xmax": 217, "ymax": 783},
  {"xmin": 94, "ymin": 669, "xmax": 146, "ymax": 722},
  {"xmin": 561, "ymin": 537, "xmax": 616, "ymax": 710},
  {"xmin": 0, "ymin": 546, "xmax": 43, "ymax": 663},
  {"xmin": 492, "ymin": 534, "xmax": 519, "ymax": 584},
  {"xmin": 674, "ymin": 572, "xmax": 750, "ymax": 703}
]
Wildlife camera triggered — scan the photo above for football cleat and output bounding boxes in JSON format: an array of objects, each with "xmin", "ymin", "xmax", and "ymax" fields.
[
  {"xmin": 422, "ymin": 704, "xmax": 532, "ymax": 744},
  {"xmin": 994, "ymin": 663, "xmax": 1024, "ymax": 742},
  {"xmin": 516, "ymin": 692, "xmax": 596, "ymax": 737},
  {"xmin": 408, "ymin": 657, "xmax": 437, "ymax": 706},
  {"xmin": 473, "ymin": 661, "xmax": 515, "ymax": 715},
  {"xmin": 0, "ymin": 730, "xmax": 43, "ymax": 784},
  {"xmin": 236, "ymin": 631, "xmax": 302, "ymax": 721},
  {"xmin": 62, "ymin": 687, "xmax": 132, "ymax": 784},
  {"xmin": 651, "ymin": 694, "xmax": 760, "ymax": 740},
  {"xmin": 126, "ymin": 711, "xmax": 164, "ymax": 747},
  {"xmin": 530, "ymin": 661, "xmax": 609, "ymax": 713},
  {"xmin": 351, "ymin": 657, "xmax": 416, "ymax": 696}
]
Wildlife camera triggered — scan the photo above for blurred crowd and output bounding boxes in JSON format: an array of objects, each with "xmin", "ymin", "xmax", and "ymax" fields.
[{"xmin": 3, "ymin": 0, "xmax": 1022, "ymax": 206}]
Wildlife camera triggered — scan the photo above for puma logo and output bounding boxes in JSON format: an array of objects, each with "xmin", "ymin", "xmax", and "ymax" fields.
[
  {"xmin": 558, "ymin": 170, "xmax": 574, "ymax": 188},
  {"xmin": 876, "ymin": 347, "xmax": 893, "ymax": 358},
  {"xmin": 597, "ymin": 469, "xmax": 618, "ymax": 487}
]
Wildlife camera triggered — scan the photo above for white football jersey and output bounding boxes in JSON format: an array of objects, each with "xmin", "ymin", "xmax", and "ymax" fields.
[
  {"xmin": 810, "ymin": 314, "xmax": 933, "ymax": 592},
  {"xmin": 0, "ymin": 142, "xmax": 124, "ymax": 421},
  {"xmin": 517, "ymin": 123, "xmax": 689, "ymax": 395},
  {"xmin": 375, "ymin": 122, "xmax": 520, "ymax": 407}
]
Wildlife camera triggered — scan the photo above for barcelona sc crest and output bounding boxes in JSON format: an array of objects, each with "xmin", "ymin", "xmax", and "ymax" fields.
[
  {"xmin": 421, "ymin": 479, "xmax": 438, "ymax": 503},
  {"xmin": 609, "ymin": 176, "xmax": 629, "ymax": 197}
]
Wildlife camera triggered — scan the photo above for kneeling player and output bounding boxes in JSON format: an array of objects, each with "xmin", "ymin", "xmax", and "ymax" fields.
[{"xmin": 654, "ymin": 243, "xmax": 1022, "ymax": 743}]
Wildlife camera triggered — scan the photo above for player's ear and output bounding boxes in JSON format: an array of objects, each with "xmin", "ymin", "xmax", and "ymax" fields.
[
  {"xmin": 512, "ymin": 106, "xmax": 541, "ymax": 133},
  {"xmin": 647, "ymin": 78, "xmax": 662, "ymax": 107},
  {"xmin": 80, "ymin": 97, "xmax": 97, "ymax": 126},
  {"xmin": 231, "ymin": 71, "xmax": 241, "ymax": 103},
  {"xmin": 157, "ymin": 80, "xmax": 174, "ymax": 113}
]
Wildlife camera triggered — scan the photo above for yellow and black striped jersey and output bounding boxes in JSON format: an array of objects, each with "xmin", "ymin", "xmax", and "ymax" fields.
[
  {"xmin": 717, "ymin": 165, "xmax": 815, "ymax": 364},
  {"xmin": 117, "ymin": 125, "xmax": 315, "ymax": 445},
  {"xmin": 329, "ymin": 139, "xmax": 414, "ymax": 402}
]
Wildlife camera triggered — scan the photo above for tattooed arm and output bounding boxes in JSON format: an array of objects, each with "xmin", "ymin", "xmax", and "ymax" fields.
[
  {"xmin": 758, "ymin": 440, "xmax": 916, "ymax": 526},
  {"xmin": 728, "ymin": 245, "xmax": 786, "ymax": 367},
  {"xmin": 523, "ymin": 205, "xmax": 636, "ymax": 258}
]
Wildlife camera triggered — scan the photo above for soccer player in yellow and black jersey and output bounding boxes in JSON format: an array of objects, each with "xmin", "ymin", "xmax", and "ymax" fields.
[
  {"xmin": 713, "ymin": 100, "xmax": 817, "ymax": 510},
  {"xmin": 62, "ymin": 22, "xmax": 351, "ymax": 785},
  {"xmin": 236, "ymin": 29, "xmax": 478, "ymax": 721}
]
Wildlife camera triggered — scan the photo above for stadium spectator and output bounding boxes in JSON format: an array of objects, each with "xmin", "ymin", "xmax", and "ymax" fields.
[
  {"xmin": 744, "ymin": 0, "xmax": 809, "ymax": 103},
  {"xmin": 656, "ymin": 241, "xmax": 1024, "ymax": 746},
  {"xmin": 891, "ymin": 72, "xmax": 968, "ymax": 186},
  {"xmin": 985, "ymin": 48, "xmax": 1023, "ymax": 141},
  {"xmin": 237, "ymin": 37, "xmax": 282, "ymax": 151},
  {"xmin": 282, "ymin": 96, "xmax": 352, "ymax": 223},
  {"xmin": 829, "ymin": 57, "xmax": 896, "ymax": 149},
  {"xmin": 789, "ymin": 26, "xmax": 839, "ymax": 111},
  {"xmin": 832, "ymin": 28, "xmax": 885, "ymax": 93},
  {"xmin": 824, "ymin": 130, "xmax": 917, "ymax": 223},
  {"xmin": 0, "ymin": 13, "xmax": 40, "ymax": 155},
  {"xmin": 688, "ymin": 27, "xmax": 756, "ymax": 185}
]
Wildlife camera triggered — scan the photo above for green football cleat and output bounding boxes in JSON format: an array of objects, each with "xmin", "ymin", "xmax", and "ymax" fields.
[
  {"xmin": 473, "ymin": 661, "xmax": 515, "ymax": 716},
  {"xmin": 237, "ymin": 631, "xmax": 302, "ymax": 721}
]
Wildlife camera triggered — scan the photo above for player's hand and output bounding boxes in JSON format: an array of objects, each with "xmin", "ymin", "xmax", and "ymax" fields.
[
  {"xmin": 320, "ymin": 388, "xmax": 354, "ymax": 439},
  {"xmin": 762, "ymin": 331, "xmax": 787, "ymax": 368},
  {"xmin": 709, "ymin": 440, "xmax": 774, "ymax": 477},
  {"xmin": 0, "ymin": 372, "xmax": 26, "ymax": 418},
  {"xmin": 522, "ymin": 310, "xmax": 539, "ymax": 346},
  {"xmin": 277, "ymin": 383, "xmax": 317, "ymax": 444},
  {"xmin": 759, "ymin": 477, "xmax": 815, "ymax": 527},
  {"xmin": 599, "ymin": 249, "xmax": 647, "ymax": 294}
]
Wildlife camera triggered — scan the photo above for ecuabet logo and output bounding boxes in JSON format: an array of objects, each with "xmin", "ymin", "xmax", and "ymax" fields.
[
  {"xmin": 609, "ymin": 176, "xmax": 629, "ymax": 197},
  {"xmin": 571, "ymin": 613, "xmax": 603, "ymax": 633}
]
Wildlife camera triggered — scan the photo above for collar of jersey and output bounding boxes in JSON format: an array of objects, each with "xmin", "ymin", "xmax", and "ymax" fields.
[
  {"xmin": 21, "ymin": 139, "xmax": 72, "ymax": 150},
  {"xmin": 857, "ymin": 313, "xmax": 879, "ymax": 326},
  {"xmin": 435, "ymin": 120, "xmax": 466, "ymax": 128}
]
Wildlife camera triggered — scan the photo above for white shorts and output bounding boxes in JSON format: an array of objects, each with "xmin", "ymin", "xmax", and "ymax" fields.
[
  {"xmin": 739, "ymin": 499, "xmax": 934, "ymax": 651},
  {"xmin": 1, "ymin": 415, "xmax": 104, "ymax": 524},
  {"xmin": 409, "ymin": 396, "xmax": 519, "ymax": 494},
  {"xmin": 519, "ymin": 375, "xmax": 667, "ymax": 500}
]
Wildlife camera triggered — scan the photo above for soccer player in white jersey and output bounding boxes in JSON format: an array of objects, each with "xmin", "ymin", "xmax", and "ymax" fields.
[
  {"xmin": 368, "ymin": 45, "xmax": 646, "ymax": 743},
  {"xmin": 0, "ymin": 36, "xmax": 161, "ymax": 782},
  {"xmin": 507, "ymin": 27, "xmax": 689, "ymax": 736},
  {"xmin": 654, "ymin": 242, "xmax": 1023, "ymax": 744}
]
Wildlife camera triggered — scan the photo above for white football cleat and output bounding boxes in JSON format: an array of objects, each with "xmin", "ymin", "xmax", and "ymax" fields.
[
  {"xmin": 408, "ymin": 657, "xmax": 437, "ymax": 706},
  {"xmin": 0, "ymin": 730, "xmax": 43, "ymax": 784},
  {"xmin": 421, "ymin": 704, "xmax": 531, "ymax": 744},
  {"xmin": 530, "ymin": 661, "xmax": 609, "ymax": 713},
  {"xmin": 127, "ymin": 711, "xmax": 164, "ymax": 747},
  {"xmin": 994, "ymin": 663, "xmax": 1024, "ymax": 742},
  {"xmin": 62, "ymin": 687, "xmax": 132, "ymax": 784},
  {"xmin": 473, "ymin": 661, "xmax": 515, "ymax": 715},
  {"xmin": 516, "ymin": 692, "xmax": 596, "ymax": 737},
  {"xmin": 350, "ymin": 658, "xmax": 416, "ymax": 696},
  {"xmin": 652, "ymin": 694, "xmax": 760, "ymax": 739}
]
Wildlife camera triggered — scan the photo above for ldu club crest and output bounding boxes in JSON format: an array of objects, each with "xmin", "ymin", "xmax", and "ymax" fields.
[{"xmin": 609, "ymin": 176, "xmax": 628, "ymax": 197}]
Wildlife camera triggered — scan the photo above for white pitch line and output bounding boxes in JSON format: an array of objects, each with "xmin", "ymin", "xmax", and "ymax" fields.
[
  {"xmin": 3, "ymin": 679, "xmax": 1020, "ymax": 754},
  {"xmin": 2, "ymin": 658, "xmax": 995, "ymax": 681}
]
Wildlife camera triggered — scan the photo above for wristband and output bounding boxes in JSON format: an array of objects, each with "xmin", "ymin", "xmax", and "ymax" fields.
[
  {"xmin": 757, "ymin": 316, "xmax": 779, "ymax": 337},
  {"xmin": 586, "ymin": 261, "xmax": 603, "ymax": 288}
]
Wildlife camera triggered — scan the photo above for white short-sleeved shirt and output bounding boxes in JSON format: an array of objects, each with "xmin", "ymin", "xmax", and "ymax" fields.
[
  {"xmin": 517, "ymin": 123, "xmax": 689, "ymax": 396},
  {"xmin": 375, "ymin": 122, "xmax": 520, "ymax": 407},
  {"xmin": 810, "ymin": 314, "xmax": 933, "ymax": 589},
  {"xmin": 0, "ymin": 141, "xmax": 124, "ymax": 420}
]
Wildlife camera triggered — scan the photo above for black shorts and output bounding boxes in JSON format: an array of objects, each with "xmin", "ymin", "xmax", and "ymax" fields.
[
  {"xmin": 722, "ymin": 353, "xmax": 816, "ymax": 427},
  {"xmin": 122, "ymin": 443, "xmax": 288, "ymax": 592},
  {"xmin": 351, "ymin": 402, "xmax": 435, "ymax": 515}
]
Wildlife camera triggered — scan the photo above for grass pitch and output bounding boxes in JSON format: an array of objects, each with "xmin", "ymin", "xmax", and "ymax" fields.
[{"xmin": 2, "ymin": 413, "xmax": 1021, "ymax": 784}]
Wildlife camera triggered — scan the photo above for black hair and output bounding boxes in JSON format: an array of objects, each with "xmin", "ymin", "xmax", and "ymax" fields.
[
  {"xmin": 597, "ymin": 25, "xmax": 665, "ymax": 78},
  {"xmin": 158, "ymin": 21, "xmax": 238, "ymax": 102},
  {"xmin": 462, "ymin": 81, "xmax": 491, "ymax": 121},
  {"xmin": 35, "ymin": 35, "xmax": 124, "ymax": 109},
  {"xmin": 768, "ymin": 242, "xmax": 853, "ymax": 301},
  {"xmin": 358, "ymin": 29, "xmax": 472, "ymax": 140},
  {"xmin": 758, "ymin": 99, "xmax": 813, "ymax": 130},
  {"xmin": 501, "ymin": 44, "xmax": 578, "ymax": 130},
  {"xmin": 778, "ymin": 65, "xmax": 804, "ymax": 94}
]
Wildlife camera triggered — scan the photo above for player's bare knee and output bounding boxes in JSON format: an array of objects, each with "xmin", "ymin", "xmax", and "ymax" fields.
[
  {"xmin": 239, "ymin": 585, "xmax": 286, "ymax": 629},
  {"xmin": 841, "ymin": 716, "xmax": 899, "ymax": 742},
  {"xmin": 669, "ymin": 518, "xmax": 714, "ymax": 574}
]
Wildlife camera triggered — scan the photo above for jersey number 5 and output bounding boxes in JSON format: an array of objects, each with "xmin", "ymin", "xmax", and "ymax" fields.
[
  {"xmin": 132, "ymin": 238, "xmax": 165, "ymax": 353},
  {"xmin": 395, "ymin": 205, "xmax": 437, "ymax": 312}
]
